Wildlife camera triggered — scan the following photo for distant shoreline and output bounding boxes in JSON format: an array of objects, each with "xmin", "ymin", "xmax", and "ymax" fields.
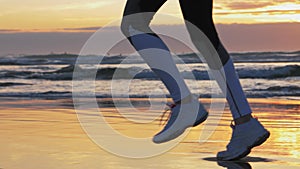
[{"xmin": 2, "ymin": 50, "xmax": 300, "ymax": 58}]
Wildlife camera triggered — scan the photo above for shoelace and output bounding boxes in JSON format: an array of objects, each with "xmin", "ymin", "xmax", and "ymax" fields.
[
  {"xmin": 230, "ymin": 120, "xmax": 235, "ymax": 129},
  {"xmin": 159, "ymin": 102, "xmax": 176, "ymax": 126}
]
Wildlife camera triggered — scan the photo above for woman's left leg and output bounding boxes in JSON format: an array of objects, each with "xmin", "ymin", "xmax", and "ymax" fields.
[
  {"xmin": 121, "ymin": 0, "xmax": 191, "ymax": 103},
  {"xmin": 121, "ymin": 0, "xmax": 208, "ymax": 144}
]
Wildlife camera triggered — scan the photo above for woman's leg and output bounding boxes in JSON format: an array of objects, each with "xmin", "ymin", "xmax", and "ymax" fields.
[
  {"xmin": 178, "ymin": 0, "xmax": 270, "ymax": 160},
  {"xmin": 121, "ymin": 0, "xmax": 208, "ymax": 143},
  {"xmin": 179, "ymin": 0, "xmax": 251, "ymax": 119},
  {"xmin": 121, "ymin": 0, "xmax": 191, "ymax": 103}
]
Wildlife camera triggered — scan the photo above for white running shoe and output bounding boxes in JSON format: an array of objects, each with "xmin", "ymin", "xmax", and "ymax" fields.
[
  {"xmin": 217, "ymin": 117, "xmax": 270, "ymax": 161},
  {"xmin": 153, "ymin": 96, "xmax": 208, "ymax": 144}
]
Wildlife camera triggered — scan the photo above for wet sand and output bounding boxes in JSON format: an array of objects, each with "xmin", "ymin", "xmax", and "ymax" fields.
[{"xmin": 0, "ymin": 97, "xmax": 299, "ymax": 169}]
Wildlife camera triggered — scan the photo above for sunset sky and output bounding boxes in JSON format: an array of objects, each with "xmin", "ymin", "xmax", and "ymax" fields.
[{"xmin": 0, "ymin": 0, "xmax": 299, "ymax": 54}]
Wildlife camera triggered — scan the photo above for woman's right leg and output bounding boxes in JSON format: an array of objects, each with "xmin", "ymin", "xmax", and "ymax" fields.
[
  {"xmin": 179, "ymin": 0, "xmax": 252, "ymax": 120},
  {"xmin": 179, "ymin": 0, "xmax": 270, "ymax": 160}
]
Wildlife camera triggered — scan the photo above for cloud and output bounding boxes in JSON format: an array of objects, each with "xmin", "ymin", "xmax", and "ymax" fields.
[
  {"xmin": 225, "ymin": 2, "xmax": 274, "ymax": 10},
  {"xmin": 273, "ymin": 0, "xmax": 300, "ymax": 3},
  {"xmin": 0, "ymin": 29, "xmax": 21, "ymax": 33},
  {"xmin": 0, "ymin": 26, "xmax": 118, "ymax": 34},
  {"xmin": 215, "ymin": 2, "xmax": 300, "ymax": 15},
  {"xmin": 223, "ymin": 1, "xmax": 300, "ymax": 10},
  {"xmin": 55, "ymin": 1, "xmax": 115, "ymax": 10},
  {"xmin": 215, "ymin": 9, "xmax": 300, "ymax": 15},
  {"xmin": 4, "ymin": 1, "xmax": 117, "ymax": 13},
  {"xmin": 63, "ymin": 27, "xmax": 101, "ymax": 31}
]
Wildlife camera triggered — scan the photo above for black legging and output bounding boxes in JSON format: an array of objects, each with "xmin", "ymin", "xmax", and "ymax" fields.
[
  {"xmin": 121, "ymin": 0, "xmax": 229, "ymax": 67},
  {"xmin": 120, "ymin": 0, "xmax": 252, "ymax": 119}
]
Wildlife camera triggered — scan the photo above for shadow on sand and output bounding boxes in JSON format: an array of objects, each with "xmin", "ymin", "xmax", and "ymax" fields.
[{"xmin": 203, "ymin": 156, "xmax": 276, "ymax": 169}]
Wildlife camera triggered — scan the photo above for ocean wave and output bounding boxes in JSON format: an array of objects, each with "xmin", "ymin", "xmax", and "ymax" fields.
[
  {"xmin": 250, "ymin": 88, "xmax": 300, "ymax": 98},
  {"xmin": 0, "ymin": 70, "xmax": 33, "ymax": 79},
  {"xmin": 0, "ymin": 82, "xmax": 32, "ymax": 87},
  {"xmin": 0, "ymin": 91, "xmax": 298, "ymax": 99},
  {"xmin": 0, "ymin": 91, "xmax": 72, "ymax": 98},
  {"xmin": 1, "ymin": 64, "xmax": 300, "ymax": 80},
  {"xmin": 1, "ymin": 51, "xmax": 300, "ymax": 66},
  {"xmin": 237, "ymin": 65, "xmax": 300, "ymax": 79},
  {"xmin": 264, "ymin": 86, "xmax": 300, "ymax": 91},
  {"xmin": 231, "ymin": 51, "xmax": 300, "ymax": 63},
  {"xmin": 253, "ymin": 85, "xmax": 300, "ymax": 96},
  {"xmin": 0, "ymin": 54, "xmax": 129, "ymax": 65}
]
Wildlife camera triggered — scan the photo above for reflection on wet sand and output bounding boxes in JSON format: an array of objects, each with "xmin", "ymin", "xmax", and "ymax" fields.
[
  {"xmin": 204, "ymin": 156, "xmax": 276, "ymax": 169},
  {"xmin": 217, "ymin": 161, "xmax": 252, "ymax": 169},
  {"xmin": 0, "ymin": 98, "xmax": 299, "ymax": 168}
]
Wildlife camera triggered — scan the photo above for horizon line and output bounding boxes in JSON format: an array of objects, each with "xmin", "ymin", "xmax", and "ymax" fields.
[
  {"xmin": 1, "ymin": 21, "xmax": 299, "ymax": 34},
  {"xmin": 3, "ymin": 50, "xmax": 300, "ymax": 57}
]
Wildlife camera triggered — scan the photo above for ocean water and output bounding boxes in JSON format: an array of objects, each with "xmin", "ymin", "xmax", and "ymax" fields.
[{"xmin": 0, "ymin": 51, "xmax": 300, "ymax": 99}]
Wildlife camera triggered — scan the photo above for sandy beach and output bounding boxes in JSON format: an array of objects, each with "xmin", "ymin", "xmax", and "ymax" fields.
[
  {"xmin": 0, "ymin": 97, "xmax": 299, "ymax": 169},
  {"xmin": 1, "ymin": 0, "xmax": 300, "ymax": 168}
]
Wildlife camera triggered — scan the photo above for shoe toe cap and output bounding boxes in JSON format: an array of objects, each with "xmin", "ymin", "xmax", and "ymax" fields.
[
  {"xmin": 152, "ymin": 135, "xmax": 163, "ymax": 144},
  {"xmin": 216, "ymin": 150, "xmax": 229, "ymax": 160}
]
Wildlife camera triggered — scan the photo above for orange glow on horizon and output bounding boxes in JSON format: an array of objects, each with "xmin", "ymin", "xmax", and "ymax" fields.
[{"xmin": 0, "ymin": 0, "xmax": 299, "ymax": 32}]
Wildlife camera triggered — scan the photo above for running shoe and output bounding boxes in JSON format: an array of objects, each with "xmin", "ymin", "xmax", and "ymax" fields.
[
  {"xmin": 217, "ymin": 117, "xmax": 270, "ymax": 161},
  {"xmin": 153, "ymin": 96, "xmax": 208, "ymax": 143}
]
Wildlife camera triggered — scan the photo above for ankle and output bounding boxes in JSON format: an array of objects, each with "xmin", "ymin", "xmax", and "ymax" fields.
[
  {"xmin": 175, "ymin": 94, "xmax": 195, "ymax": 105},
  {"xmin": 233, "ymin": 114, "xmax": 253, "ymax": 125}
]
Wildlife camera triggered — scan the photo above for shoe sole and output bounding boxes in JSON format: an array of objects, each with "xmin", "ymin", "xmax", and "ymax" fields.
[
  {"xmin": 153, "ymin": 112, "xmax": 208, "ymax": 144},
  {"xmin": 218, "ymin": 130, "xmax": 270, "ymax": 161},
  {"xmin": 193, "ymin": 111, "xmax": 209, "ymax": 127}
]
